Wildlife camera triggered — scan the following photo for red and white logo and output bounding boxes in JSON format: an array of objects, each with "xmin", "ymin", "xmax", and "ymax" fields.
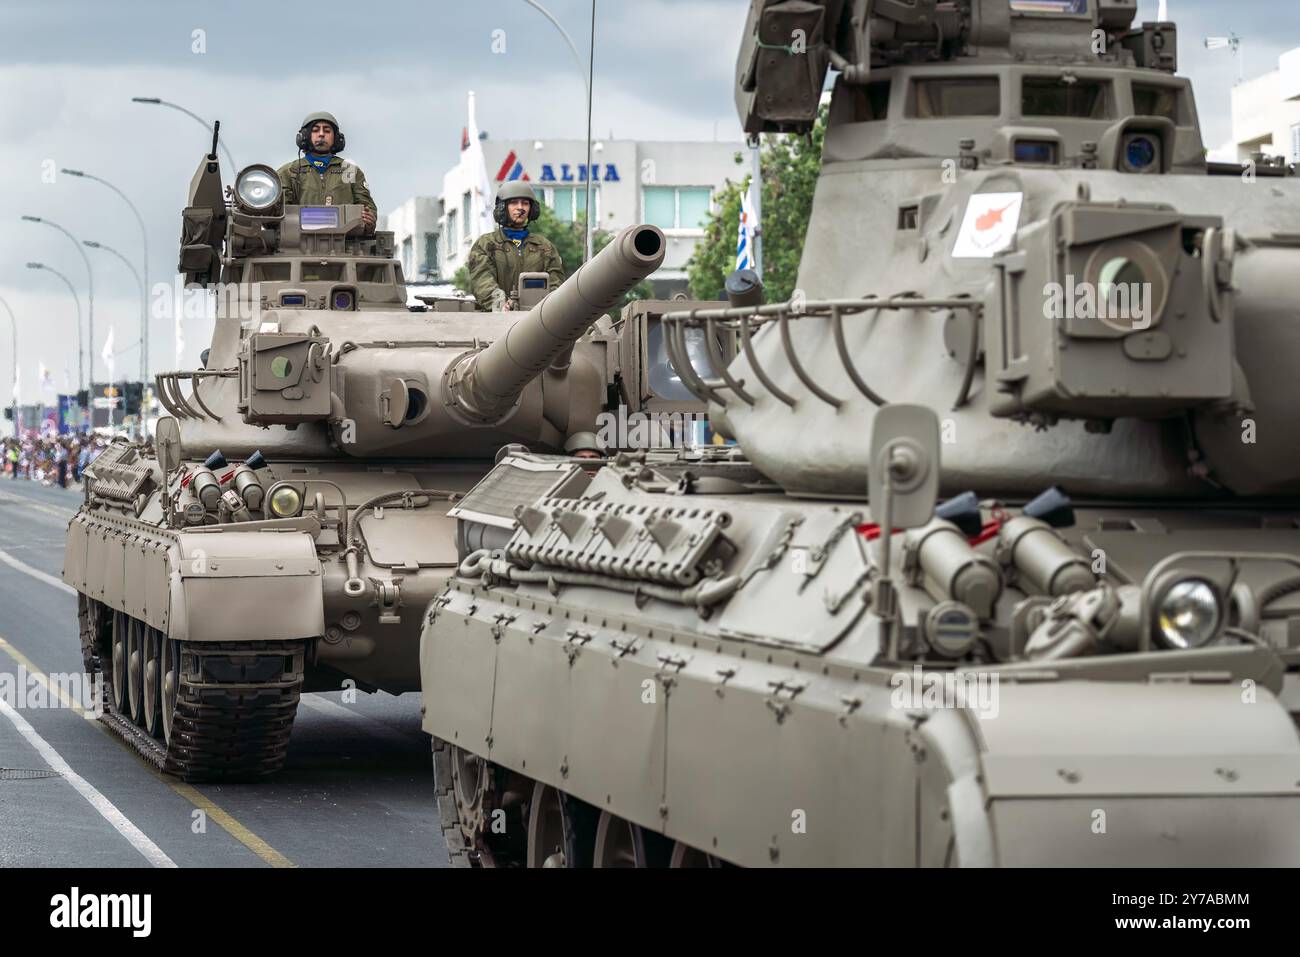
[{"xmin": 951, "ymin": 192, "xmax": 1024, "ymax": 258}]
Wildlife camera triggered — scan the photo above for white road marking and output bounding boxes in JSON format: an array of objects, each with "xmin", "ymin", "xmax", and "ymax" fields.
[
  {"xmin": 0, "ymin": 696, "xmax": 177, "ymax": 868},
  {"xmin": 0, "ymin": 545, "xmax": 76, "ymax": 595}
]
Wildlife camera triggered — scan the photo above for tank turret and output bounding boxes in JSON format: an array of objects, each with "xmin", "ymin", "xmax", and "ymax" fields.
[{"xmin": 657, "ymin": 0, "xmax": 1294, "ymax": 499}]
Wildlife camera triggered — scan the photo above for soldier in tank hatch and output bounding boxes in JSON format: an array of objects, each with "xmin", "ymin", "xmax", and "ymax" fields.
[
  {"xmin": 276, "ymin": 111, "xmax": 377, "ymax": 232},
  {"xmin": 466, "ymin": 181, "xmax": 564, "ymax": 311}
]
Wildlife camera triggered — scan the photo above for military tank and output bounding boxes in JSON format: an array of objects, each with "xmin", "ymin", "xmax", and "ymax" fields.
[
  {"xmin": 419, "ymin": 0, "xmax": 1300, "ymax": 866},
  {"xmin": 61, "ymin": 126, "xmax": 680, "ymax": 779}
]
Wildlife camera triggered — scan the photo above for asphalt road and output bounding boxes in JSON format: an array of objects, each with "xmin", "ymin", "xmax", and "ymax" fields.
[{"xmin": 0, "ymin": 476, "xmax": 445, "ymax": 868}]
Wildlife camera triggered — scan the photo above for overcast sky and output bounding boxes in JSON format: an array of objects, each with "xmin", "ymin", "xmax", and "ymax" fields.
[{"xmin": 0, "ymin": 0, "xmax": 1295, "ymax": 402}]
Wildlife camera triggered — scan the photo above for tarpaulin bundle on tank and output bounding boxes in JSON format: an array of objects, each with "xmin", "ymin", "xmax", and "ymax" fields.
[{"xmin": 660, "ymin": 294, "xmax": 984, "ymax": 412}]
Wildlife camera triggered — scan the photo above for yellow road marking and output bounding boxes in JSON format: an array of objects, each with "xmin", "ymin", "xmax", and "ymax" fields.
[
  {"xmin": 167, "ymin": 783, "xmax": 295, "ymax": 868},
  {"xmin": 0, "ymin": 633, "xmax": 296, "ymax": 869}
]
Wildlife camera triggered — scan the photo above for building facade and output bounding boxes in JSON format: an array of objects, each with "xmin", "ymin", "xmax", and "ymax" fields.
[
  {"xmin": 1227, "ymin": 47, "xmax": 1300, "ymax": 163},
  {"xmin": 383, "ymin": 195, "xmax": 443, "ymax": 283},
  {"xmin": 392, "ymin": 136, "xmax": 749, "ymax": 297}
]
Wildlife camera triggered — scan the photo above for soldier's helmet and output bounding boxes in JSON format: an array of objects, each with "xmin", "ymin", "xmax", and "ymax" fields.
[
  {"xmin": 563, "ymin": 431, "xmax": 603, "ymax": 455},
  {"xmin": 494, "ymin": 181, "xmax": 540, "ymax": 225},
  {"xmin": 297, "ymin": 111, "xmax": 346, "ymax": 154}
]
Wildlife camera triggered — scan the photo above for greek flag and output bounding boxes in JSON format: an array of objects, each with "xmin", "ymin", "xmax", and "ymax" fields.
[{"xmin": 735, "ymin": 177, "xmax": 756, "ymax": 271}]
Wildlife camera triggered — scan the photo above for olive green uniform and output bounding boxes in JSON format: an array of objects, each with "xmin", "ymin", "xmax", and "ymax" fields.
[
  {"xmin": 275, "ymin": 156, "xmax": 376, "ymax": 216},
  {"xmin": 466, "ymin": 228, "xmax": 565, "ymax": 311}
]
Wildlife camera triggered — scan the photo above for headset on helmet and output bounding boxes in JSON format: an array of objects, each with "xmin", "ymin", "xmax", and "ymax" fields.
[
  {"xmin": 296, "ymin": 111, "xmax": 346, "ymax": 154},
  {"xmin": 494, "ymin": 181, "xmax": 540, "ymax": 226}
]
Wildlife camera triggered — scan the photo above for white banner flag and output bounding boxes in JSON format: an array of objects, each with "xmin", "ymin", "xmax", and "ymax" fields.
[
  {"xmin": 466, "ymin": 91, "xmax": 495, "ymax": 239},
  {"xmin": 101, "ymin": 325, "xmax": 115, "ymax": 366}
]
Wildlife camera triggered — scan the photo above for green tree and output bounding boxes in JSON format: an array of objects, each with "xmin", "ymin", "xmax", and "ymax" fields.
[
  {"xmin": 452, "ymin": 202, "xmax": 651, "ymax": 310},
  {"xmin": 687, "ymin": 107, "xmax": 827, "ymax": 304}
]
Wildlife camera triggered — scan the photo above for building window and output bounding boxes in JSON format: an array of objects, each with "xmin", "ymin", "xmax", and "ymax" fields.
[
  {"xmin": 1292, "ymin": 124, "xmax": 1300, "ymax": 162},
  {"xmin": 424, "ymin": 232, "xmax": 439, "ymax": 277},
  {"xmin": 445, "ymin": 210, "xmax": 458, "ymax": 257},
  {"xmin": 461, "ymin": 191, "xmax": 472, "ymax": 235},
  {"xmin": 642, "ymin": 186, "xmax": 712, "ymax": 231},
  {"xmin": 401, "ymin": 237, "xmax": 414, "ymax": 279},
  {"xmin": 545, "ymin": 186, "xmax": 599, "ymax": 223}
]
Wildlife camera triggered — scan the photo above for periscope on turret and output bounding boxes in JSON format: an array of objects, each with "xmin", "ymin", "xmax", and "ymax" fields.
[{"xmin": 415, "ymin": 0, "xmax": 1300, "ymax": 868}]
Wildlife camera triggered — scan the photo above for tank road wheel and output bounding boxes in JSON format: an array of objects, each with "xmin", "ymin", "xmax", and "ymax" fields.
[
  {"xmin": 669, "ymin": 841, "xmax": 722, "ymax": 868},
  {"xmin": 160, "ymin": 636, "xmax": 181, "ymax": 746},
  {"xmin": 97, "ymin": 631, "xmax": 302, "ymax": 780},
  {"xmin": 109, "ymin": 610, "xmax": 128, "ymax": 714},
  {"xmin": 592, "ymin": 812, "xmax": 674, "ymax": 868},
  {"xmin": 140, "ymin": 626, "xmax": 162, "ymax": 738},
  {"xmin": 451, "ymin": 745, "xmax": 492, "ymax": 842},
  {"xmin": 527, "ymin": 782, "xmax": 571, "ymax": 868},
  {"xmin": 126, "ymin": 616, "xmax": 145, "ymax": 724},
  {"xmin": 77, "ymin": 594, "xmax": 106, "ymax": 676},
  {"xmin": 526, "ymin": 782, "xmax": 599, "ymax": 868}
]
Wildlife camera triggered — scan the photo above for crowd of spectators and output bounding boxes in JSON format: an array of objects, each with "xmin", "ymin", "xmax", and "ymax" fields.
[{"xmin": 2, "ymin": 433, "xmax": 110, "ymax": 489}]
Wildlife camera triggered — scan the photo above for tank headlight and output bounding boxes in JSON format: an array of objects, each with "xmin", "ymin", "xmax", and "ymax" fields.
[
  {"xmin": 1153, "ymin": 578, "xmax": 1222, "ymax": 649},
  {"xmin": 235, "ymin": 165, "xmax": 282, "ymax": 211},
  {"xmin": 267, "ymin": 484, "xmax": 303, "ymax": 518}
]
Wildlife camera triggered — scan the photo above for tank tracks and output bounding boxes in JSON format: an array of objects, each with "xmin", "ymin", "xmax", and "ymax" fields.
[
  {"xmin": 430, "ymin": 736, "xmax": 718, "ymax": 868},
  {"xmin": 79, "ymin": 596, "xmax": 304, "ymax": 781}
]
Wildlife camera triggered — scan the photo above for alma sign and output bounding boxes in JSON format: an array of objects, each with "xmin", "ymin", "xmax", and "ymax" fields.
[
  {"xmin": 493, "ymin": 149, "xmax": 621, "ymax": 184},
  {"xmin": 538, "ymin": 163, "xmax": 621, "ymax": 183}
]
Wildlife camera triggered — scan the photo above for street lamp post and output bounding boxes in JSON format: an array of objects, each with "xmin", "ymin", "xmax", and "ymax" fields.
[
  {"xmin": 22, "ymin": 216, "xmax": 93, "ymax": 391},
  {"xmin": 85, "ymin": 241, "xmax": 143, "ymax": 435},
  {"xmin": 522, "ymin": 0, "xmax": 597, "ymax": 264},
  {"xmin": 61, "ymin": 169, "xmax": 149, "ymax": 391},
  {"xmin": 25, "ymin": 263, "xmax": 84, "ymax": 399},
  {"xmin": 0, "ymin": 294, "xmax": 17, "ymax": 435},
  {"xmin": 131, "ymin": 97, "xmax": 237, "ymax": 170}
]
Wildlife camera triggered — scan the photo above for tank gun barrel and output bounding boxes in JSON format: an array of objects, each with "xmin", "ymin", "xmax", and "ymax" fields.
[{"xmin": 447, "ymin": 224, "xmax": 665, "ymax": 422}]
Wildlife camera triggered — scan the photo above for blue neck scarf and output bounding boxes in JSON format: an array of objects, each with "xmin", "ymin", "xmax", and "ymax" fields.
[
  {"xmin": 502, "ymin": 226, "xmax": 529, "ymax": 243},
  {"xmin": 305, "ymin": 152, "xmax": 333, "ymax": 173}
]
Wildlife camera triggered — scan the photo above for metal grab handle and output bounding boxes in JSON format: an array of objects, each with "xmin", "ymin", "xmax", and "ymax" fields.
[
  {"xmin": 951, "ymin": 300, "xmax": 982, "ymax": 411},
  {"xmin": 705, "ymin": 316, "xmax": 754, "ymax": 405},
  {"xmin": 778, "ymin": 308, "xmax": 843, "ymax": 408},
  {"xmin": 661, "ymin": 294, "xmax": 986, "ymax": 412},
  {"xmin": 738, "ymin": 312, "xmax": 797, "ymax": 408},
  {"xmin": 154, "ymin": 370, "xmax": 235, "ymax": 421},
  {"xmin": 664, "ymin": 316, "xmax": 722, "ymax": 404},
  {"xmin": 831, "ymin": 304, "xmax": 887, "ymax": 407}
]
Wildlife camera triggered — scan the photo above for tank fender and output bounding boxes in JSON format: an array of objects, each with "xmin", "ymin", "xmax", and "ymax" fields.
[
  {"xmin": 919, "ymin": 679, "xmax": 1300, "ymax": 866},
  {"xmin": 169, "ymin": 528, "xmax": 325, "ymax": 643}
]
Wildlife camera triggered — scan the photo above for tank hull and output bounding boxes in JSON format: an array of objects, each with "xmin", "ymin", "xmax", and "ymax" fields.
[
  {"xmin": 63, "ymin": 455, "xmax": 489, "ymax": 778},
  {"xmin": 418, "ymin": 462, "xmax": 1300, "ymax": 866}
]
